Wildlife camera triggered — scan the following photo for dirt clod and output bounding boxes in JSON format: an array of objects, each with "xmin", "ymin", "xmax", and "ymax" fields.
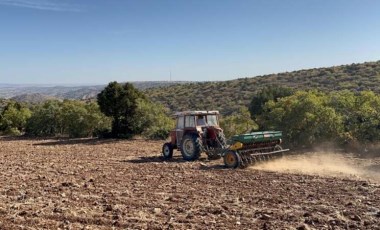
[{"xmin": 297, "ymin": 224, "xmax": 311, "ymax": 230}]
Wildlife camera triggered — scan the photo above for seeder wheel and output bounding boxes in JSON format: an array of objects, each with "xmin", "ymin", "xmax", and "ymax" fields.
[
  {"xmin": 274, "ymin": 145, "xmax": 284, "ymax": 158},
  {"xmin": 224, "ymin": 151, "xmax": 241, "ymax": 168}
]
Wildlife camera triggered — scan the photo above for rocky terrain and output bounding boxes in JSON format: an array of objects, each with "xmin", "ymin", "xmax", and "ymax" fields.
[{"xmin": 0, "ymin": 137, "xmax": 379, "ymax": 229}]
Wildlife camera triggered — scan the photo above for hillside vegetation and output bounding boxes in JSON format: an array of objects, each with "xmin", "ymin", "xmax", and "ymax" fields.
[
  {"xmin": 2, "ymin": 61, "xmax": 380, "ymax": 113},
  {"xmin": 2, "ymin": 81, "xmax": 380, "ymax": 152},
  {"xmin": 145, "ymin": 61, "xmax": 380, "ymax": 115},
  {"xmin": 11, "ymin": 93, "xmax": 57, "ymax": 104}
]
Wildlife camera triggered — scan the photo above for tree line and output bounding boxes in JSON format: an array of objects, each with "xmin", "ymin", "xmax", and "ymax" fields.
[
  {"xmin": 0, "ymin": 82, "xmax": 173, "ymax": 139},
  {"xmin": 245, "ymin": 87, "xmax": 380, "ymax": 152},
  {"xmin": 1, "ymin": 82, "xmax": 380, "ymax": 153}
]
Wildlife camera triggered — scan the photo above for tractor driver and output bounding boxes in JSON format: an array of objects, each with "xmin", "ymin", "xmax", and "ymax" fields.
[{"xmin": 197, "ymin": 116, "xmax": 207, "ymax": 126}]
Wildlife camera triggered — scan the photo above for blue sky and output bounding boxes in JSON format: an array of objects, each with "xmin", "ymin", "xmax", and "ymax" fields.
[{"xmin": 0, "ymin": 0, "xmax": 379, "ymax": 85}]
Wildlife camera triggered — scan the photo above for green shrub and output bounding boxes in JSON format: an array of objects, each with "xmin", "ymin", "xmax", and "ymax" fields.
[
  {"xmin": 135, "ymin": 98, "xmax": 174, "ymax": 140},
  {"xmin": 0, "ymin": 101, "xmax": 31, "ymax": 135},
  {"xmin": 261, "ymin": 91, "xmax": 343, "ymax": 147},
  {"xmin": 220, "ymin": 107, "xmax": 258, "ymax": 138}
]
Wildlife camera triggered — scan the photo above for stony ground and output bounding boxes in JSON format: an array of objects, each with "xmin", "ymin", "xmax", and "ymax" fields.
[{"xmin": 0, "ymin": 137, "xmax": 379, "ymax": 229}]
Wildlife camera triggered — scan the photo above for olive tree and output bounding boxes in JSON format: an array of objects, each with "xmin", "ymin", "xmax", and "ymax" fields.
[
  {"xmin": 261, "ymin": 91, "xmax": 343, "ymax": 146},
  {"xmin": 26, "ymin": 100, "xmax": 63, "ymax": 136},
  {"xmin": 220, "ymin": 107, "xmax": 258, "ymax": 138},
  {"xmin": 135, "ymin": 98, "xmax": 174, "ymax": 139}
]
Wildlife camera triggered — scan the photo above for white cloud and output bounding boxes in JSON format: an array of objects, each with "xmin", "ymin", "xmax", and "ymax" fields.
[{"xmin": 0, "ymin": 0, "xmax": 83, "ymax": 12}]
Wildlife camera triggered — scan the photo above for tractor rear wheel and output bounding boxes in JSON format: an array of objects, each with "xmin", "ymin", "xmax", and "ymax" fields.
[
  {"xmin": 162, "ymin": 143, "xmax": 173, "ymax": 159},
  {"xmin": 224, "ymin": 151, "xmax": 241, "ymax": 168},
  {"xmin": 180, "ymin": 134, "xmax": 201, "ymax": 161},
  {"xmin": 217, "ymin": 131, "xmax": 227, "ymax": 148}
]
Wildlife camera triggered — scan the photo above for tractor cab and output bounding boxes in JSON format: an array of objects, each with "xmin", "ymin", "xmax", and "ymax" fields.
[
  {"xmin": 172, "ymin": 111, "xmax": 220, "ymax": 147},
  {"xmin": 162, "ymin": 111, "xmax": 226, "ymax": 160}
]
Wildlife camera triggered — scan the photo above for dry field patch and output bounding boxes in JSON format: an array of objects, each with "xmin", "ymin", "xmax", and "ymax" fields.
[{"xmin": 0, "ymin": 137, "xmax": 379, "ymax": 229}]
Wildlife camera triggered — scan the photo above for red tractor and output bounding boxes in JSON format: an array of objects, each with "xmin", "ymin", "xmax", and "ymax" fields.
[{"xmin": 162, "ymin": 111, "xmax": 227, "ymax": 161}]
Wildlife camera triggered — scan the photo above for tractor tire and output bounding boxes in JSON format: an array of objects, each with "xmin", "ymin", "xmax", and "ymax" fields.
[
  {"xmin": 162, "ymin": 142, "xmax": 173, "ymax": 159},
  {"xmin": 180, "ymin": 134, "xmax": 201, "ymax": 161},
  {"xmin": 217, "ymin": 131, "xmax": 227, "ymax": 148},
  {"xmin": 224, "ymin": 150, "xmax": 241, "ymax": 168}
]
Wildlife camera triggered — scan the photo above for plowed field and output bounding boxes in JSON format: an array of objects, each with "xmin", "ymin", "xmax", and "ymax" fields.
[{"xmin": 0, "ymin": 137, "xmax": 379, "ymax": 229}]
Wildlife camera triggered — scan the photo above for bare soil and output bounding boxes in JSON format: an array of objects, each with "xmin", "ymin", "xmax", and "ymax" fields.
[{"xmin": 0, "ymin": 137, "xmax": 380, "ymax": 229}]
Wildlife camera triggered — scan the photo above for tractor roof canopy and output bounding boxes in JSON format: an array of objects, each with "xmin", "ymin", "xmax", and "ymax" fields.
[{"xmin": 174, "ymin": 111, "xmax": 219, "ymax": 117}]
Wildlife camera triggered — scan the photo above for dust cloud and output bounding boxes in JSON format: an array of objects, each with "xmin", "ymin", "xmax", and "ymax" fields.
[{"xmin": 251, "ymin": 152, "xmax": 380, "ymax": 183}]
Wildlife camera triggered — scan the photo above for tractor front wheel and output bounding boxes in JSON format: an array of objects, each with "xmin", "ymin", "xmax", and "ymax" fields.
[
  {"xmin": 162, "ymin": 143, "xmax": 173, "ymax": 159},
  {"xmin": 180, "ymin": 134, "xmax": 201, "ymax": 161},
  {"xmin": 224, "ymin": 151, "xmax": 241, "ymax": 168}
]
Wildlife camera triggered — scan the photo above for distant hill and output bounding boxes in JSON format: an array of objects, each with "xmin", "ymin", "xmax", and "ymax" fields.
[
  {"xmin": 0, "ymin": 81, "xmax": 187, "ymax": 101},
  {"xmin": 2, "ymin": 61, "xmax": 380, "ymax": 114},
  {"xmin": 145, "ymin": 61, "xmax": 380, "ymax": 115},
  {"xmin": 11, "ymin": 93, "xmax": 57, "ymax": 104}
]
